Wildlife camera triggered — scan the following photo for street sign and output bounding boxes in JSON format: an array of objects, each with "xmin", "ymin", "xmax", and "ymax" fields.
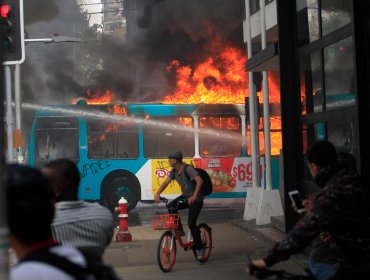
[{"xmin": 1, "ymin": 0, "xmax": 25, "ymax": 65}]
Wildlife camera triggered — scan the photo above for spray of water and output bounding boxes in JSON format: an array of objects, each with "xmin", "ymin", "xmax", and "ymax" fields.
[{"xmin": 22, "ymin": 103, "xmax": 247, "ymax": 144}]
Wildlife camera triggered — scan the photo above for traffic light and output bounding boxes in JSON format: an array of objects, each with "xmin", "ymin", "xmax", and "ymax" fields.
[{"xmin": 1, "ymin": 0, "xmax": 24, "ymax": 65}]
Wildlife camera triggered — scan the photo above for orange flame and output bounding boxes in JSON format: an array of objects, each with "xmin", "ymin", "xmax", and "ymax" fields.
[
  {"xmin": 199, "ymin": 117, "xmax": 240, "ymax": 130},
  {"xmin": 108, "ymin": 104, "xmax": 128, "ymax": 116},
  {"xmin": 82, "ymin": 89, "xmax": 115, "ymax": 105},
  {"xmin": 163, "ymin": 43, "xmax": 248, "ymax": 104},
  {"xmin": 163, "ymin": 39, "xmax": 282, "ymax": 155},
  {"xmin": 82, "ymin": 39, "xmax": 283, "ymax": 155},
  {"xmin": 177, "ymin": 117, "xmax": 193, "ymax": 128},
  {"xmin": 87, "ymin": 104, "xmax": 129, "ymax": 144}
]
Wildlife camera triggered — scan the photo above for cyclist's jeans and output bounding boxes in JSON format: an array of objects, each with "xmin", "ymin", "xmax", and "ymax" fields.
[
  {"xmin": 168, "ymin": 195, "xmax": 204, "ymax": 250},
  {"xmin": 308, "ymin": 260, "xmax": 340, "ymax": 280}
]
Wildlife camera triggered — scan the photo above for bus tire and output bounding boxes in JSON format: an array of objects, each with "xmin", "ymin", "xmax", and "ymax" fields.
[{"xmin": 102, "ymin": 173, "xmax": 140, "ymax": 212}]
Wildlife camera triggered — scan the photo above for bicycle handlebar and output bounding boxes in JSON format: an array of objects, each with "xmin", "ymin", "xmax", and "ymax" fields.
[
  {"xmin": 159, "ymin": 196, "xmax": 169, "ymax": 204},
  {"xmin": 141, "ymin": 196, "xmax": 169, "ymax": 205}
]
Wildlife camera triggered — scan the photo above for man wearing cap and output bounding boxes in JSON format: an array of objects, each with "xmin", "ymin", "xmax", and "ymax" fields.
[{"xmin": 154, "ymin": 150, "xmax": 205, "ymax": 259}]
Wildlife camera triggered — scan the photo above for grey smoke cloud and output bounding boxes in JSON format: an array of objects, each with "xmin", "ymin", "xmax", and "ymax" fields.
[
  {"xmin": 22, "ymin": 0, "xmax": 245, "ymax": 104},
  {"xmin": 22, "ymin": 0, "xmax": 88, "ymax": 103},
  {"xmin": 24, "ymin": 0, "xmax": 59, "ymax": 25}
]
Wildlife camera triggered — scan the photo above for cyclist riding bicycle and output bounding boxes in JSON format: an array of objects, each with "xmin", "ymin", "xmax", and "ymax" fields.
[{"xmin": 154, "ymin": 150, "xmax": 205, "ymax": 260}]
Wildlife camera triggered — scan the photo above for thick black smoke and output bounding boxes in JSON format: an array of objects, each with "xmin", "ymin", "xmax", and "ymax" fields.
[
  {"xmin": 96, "ymin": 0, "xmax": 245, "ymax": 101},
  {"xmin": 22, "ymin": 0, "xmax": 245, "ymax": 103}
]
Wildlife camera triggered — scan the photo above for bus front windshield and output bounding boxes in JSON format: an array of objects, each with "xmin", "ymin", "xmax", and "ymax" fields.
[{"xmin": 34, "ymin": 117, "xmax": 79, "ymax": 165}]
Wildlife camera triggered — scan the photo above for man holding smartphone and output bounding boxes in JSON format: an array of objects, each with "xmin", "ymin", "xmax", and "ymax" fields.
[
  {"xmin": 288, "ymin": 190, "xmax": 306, "ymax": 214},
  {"xmin": 246, "ymin": 140, "xmax": 370, "ymax": 280}
]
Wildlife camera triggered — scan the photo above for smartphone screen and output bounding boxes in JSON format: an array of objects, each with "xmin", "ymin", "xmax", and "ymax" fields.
[{"xmin": 291, "ymin": 193, "xmax": 304, "ymax": 209}]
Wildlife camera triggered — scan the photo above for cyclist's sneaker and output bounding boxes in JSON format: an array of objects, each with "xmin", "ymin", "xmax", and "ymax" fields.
[{"xmin": 196, "ymin": 248, "xmax": 205, "ymax": 260}]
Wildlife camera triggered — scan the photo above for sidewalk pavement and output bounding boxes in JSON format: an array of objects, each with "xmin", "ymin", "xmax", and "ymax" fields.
[
  {"xmin": 106, "ymin": 204, "xmax": 309, "ymax": 279},
  {"xmin": 106, "ymin": 222, "xmax": 309, "ymax": 280},
  {"xmin": 125, "ymin": 202, "xmax": 310, "ymax": 264},
  {"xmin": 231, "ymin": 217, "xmax": 310, "ymax": 266}
]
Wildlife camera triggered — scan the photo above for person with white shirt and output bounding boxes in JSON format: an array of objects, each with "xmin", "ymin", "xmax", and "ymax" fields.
[{"xmin": 42, "ymin": 159, "xmax": 114, "ymax": 262}]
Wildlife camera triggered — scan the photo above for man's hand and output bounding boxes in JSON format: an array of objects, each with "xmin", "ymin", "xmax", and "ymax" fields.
[
  {"xmin": 291, "ymin": 199, "xmax": 313, "ymax": 214},
  {"xmin": 188, "ymin": 195, "xmax": 196, "ymax": 205},
  {"xmin": 302, "ymin": 199, "xmax": 313, "ymax": 213},
  {"xmin": 154, "ymin": 193, "xmax": 161, "ymax": 204},
  {"xmin": 320, "ymin": 231, "xmax": 332, "ymax": 242},
  {"xmin": 245, "ymin": 259, "xmax": 266, "ymax": 275}
]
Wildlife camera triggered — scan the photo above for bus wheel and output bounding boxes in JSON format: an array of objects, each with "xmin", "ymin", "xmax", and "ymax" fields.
[{"xmin": 105, "ymin": 177, "xmax": 140, "ymax": 212}]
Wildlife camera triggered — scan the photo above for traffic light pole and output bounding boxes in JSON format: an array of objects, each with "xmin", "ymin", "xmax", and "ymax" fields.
[
  {"xmin": 14, "ymin": 65, "xmax": 21, "ymax": 131},
  {"xmin": 0, "ymin": 14, "xmax": 9, "ymax": 280},
  {"xmin": 14, "ymin": 64, "xmax": 21, "ymax": 161},
  {"xmin": 5, "ymin": 65, "xmax": 14, "ymax": 163}
]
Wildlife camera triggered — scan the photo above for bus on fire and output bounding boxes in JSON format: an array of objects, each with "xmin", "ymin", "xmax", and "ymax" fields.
[{"xmin": 28, "ymin": 102, "xmax": 281, "ymax": 212}]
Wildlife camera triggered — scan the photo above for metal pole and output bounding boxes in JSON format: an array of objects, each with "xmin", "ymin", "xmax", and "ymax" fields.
[
  {"xmin": 24, "ymin": 38, "xmax": 53, "ymax": 43},
  {"xmin": 194, "ymin": 116, "xmax": 200, "ymax": 158},
  {"xmin": 14, "ymin": 64, "xmax": 21, "ymax": 163},
  {"xmin": 260, "ymin": 0, "xmax": 272, "ymax": 190},
  {"xmin": 5, "ymin": 65, "xmax": 14, "ymax": 163},
  {"xmin": 0, "ymin": 40, "xmax": 9, "ymax": 280},
  {"xmin": 14, "ymin": 65, "xmax": 21, "ymax": 131},
  {"xmin": 246, "ymin": 0, "xmax": 260, "ymax": 188},
  {"xmin": 254, "ymin": 87, "xmax": 261, "ymax": 186}
]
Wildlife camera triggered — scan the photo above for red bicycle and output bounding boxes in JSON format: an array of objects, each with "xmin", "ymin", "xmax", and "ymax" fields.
[{"xmin": 152, "ymin": 196, "xmax": 212, "ymax": 272}]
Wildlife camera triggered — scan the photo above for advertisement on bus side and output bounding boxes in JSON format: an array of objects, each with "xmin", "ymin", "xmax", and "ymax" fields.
[{"xmin": 152, "ymin": 158, "xmax": 264, "ymax": 195}]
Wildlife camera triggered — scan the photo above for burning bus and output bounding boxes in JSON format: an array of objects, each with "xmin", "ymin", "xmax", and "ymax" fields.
[
  {"xmin": 27, "ymin": 101, "xmax": 282, "ymax": 212},
  {"xmin": 27, "ymin": 39, "xmax": 284, "ymax": 212}
]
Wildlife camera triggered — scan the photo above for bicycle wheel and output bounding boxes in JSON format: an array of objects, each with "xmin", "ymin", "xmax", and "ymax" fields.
[
  {"xmin": 157, "ymin": 231, "xmax": 177, "ymax": 272},
  {"xmin": 193, "ymin": 223, "xmax": 212, "ymax": 263}
]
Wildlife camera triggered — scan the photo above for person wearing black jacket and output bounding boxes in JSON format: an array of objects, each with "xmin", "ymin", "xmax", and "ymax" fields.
[
  {"xmin": 303, "ymin": 151, "xmax": 359, "ymax": 280},
  {"xmin": 247, "ymin": 140, "xmax": 370, "ymax": 279}
]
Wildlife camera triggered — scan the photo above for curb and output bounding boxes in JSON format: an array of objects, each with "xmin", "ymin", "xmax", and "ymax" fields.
[{"xmin": 231, "ymin": 219, "xmax": 283, "ymax": 246}]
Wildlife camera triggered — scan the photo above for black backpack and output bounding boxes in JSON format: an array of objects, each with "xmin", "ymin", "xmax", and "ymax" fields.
[
  {"xmin": 21, "ymin": 247, "xmax": 121, "ymax": 280},
  {"xmin": 185, "ymin": 165, "xmax": 213, "ymax": 196}
]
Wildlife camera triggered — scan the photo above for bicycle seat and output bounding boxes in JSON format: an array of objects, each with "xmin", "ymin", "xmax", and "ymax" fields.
[{"xmin": 166, "ymin": 198, "xmax": 187, "ymax": 212}]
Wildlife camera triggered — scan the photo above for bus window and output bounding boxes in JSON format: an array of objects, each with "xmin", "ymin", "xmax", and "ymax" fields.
[
  {"xmin": 143, "ymin": 117, "xmax": 194, "ymax": 158},
  {"xmin": 199, "ymin": 117, "xmax": 241, "ymax": 157},
  {"xmin": 87, "ymin": 120, "xmax": 139, "ymax": 159},
  {"xmin": 34, "ymin": 117, "xmax": 79, "ymax": 165}
]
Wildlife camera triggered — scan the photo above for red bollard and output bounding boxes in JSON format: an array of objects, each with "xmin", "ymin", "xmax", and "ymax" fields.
[{"xmin": 114, "ymin": 197, "xmax": 132, "ymax": 242}]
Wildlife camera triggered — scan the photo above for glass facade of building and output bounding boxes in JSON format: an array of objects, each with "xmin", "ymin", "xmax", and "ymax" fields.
[
  {"xmin": 296, "ymin": 0, "xmax": 359, "ymax": 177},
  {"xmin": 244, "ymin": 0, "xmax": 370, "ymax": 229}
]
